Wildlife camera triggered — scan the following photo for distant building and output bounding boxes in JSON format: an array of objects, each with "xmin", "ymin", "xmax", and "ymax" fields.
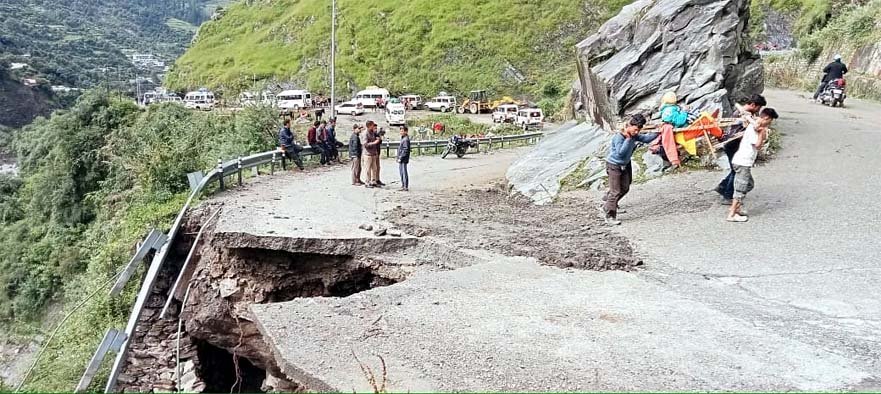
[
  {"xmin": 51, "ymin": 85, "xmax": 79, "ymax": 93},
  {"xmin": 22, "ymin": 78, "xmax": 38, "ymax": 86},
  {"xmin": 131, "ymin": 53, "xmax": 165, "ymax": 69},
  {"xmin": 9, "ymin": 62, "xmax": 28, "ymax": 70}
]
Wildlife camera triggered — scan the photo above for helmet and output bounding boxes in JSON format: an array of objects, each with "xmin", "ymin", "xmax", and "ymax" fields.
[{"xmin": 833, "ymin": 54, "xmax": 842, "ymax": 61}]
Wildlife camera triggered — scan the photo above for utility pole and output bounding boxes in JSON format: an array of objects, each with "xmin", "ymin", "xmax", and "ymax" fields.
[{"xmin": 330, "ymin": 0, "xmax": 337, "ymax": 117}]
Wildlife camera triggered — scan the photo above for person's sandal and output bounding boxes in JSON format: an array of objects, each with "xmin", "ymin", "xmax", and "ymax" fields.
[{"xmin": 726, "ymin": 214, "xmax": 749, "ymax": 223}]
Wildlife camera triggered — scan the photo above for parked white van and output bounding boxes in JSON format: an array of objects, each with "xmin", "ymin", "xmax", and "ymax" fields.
[
  {"xmin": 492, "ymin": 104, "xmax": 519, "ymax": 123},
  {"xmin": 184, "ymin": 89, "xmax": 216, "ymax": 110},
  {"xmin": 385, "ymin": 101, "xmax": 406, "ymax": 126},
  {"xmin": 516, "ymin": 108, "xmax": 544, "ymax": 130},
  {"xmin": 276, "ymin": 90, "xmax": 313, "ymax": 112},
  {"xmin": 353, "ymin": 86, "xmax": 390, "ymax": 108}
]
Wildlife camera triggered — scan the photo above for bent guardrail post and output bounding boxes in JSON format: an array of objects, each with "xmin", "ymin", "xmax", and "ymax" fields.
[
  {"xmin": 109, "ymin": 229, "xmax": 168, "ymax": 297},
  {"xmin": 76, "ymin": 329, "xmax": 123, "ymax": 393},
  {"xmin": 237, "ymin": 157, "xmax": 243, "ymax": 187},
  {"xmin": 216, "ymin": 159, "xmax": 224, "ymax": 191}
]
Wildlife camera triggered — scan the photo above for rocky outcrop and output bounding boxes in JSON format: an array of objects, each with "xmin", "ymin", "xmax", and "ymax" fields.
[
  {"xmin": 506, "ymin": 122, "xmax": 609, "ymax": 204},
  {"xmin": 576, "ymin": 0, "xmax": 764, "ymax": 116}
]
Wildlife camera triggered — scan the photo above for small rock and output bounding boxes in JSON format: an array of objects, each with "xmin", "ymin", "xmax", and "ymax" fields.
[
  {"xmin": 414, "ymin": 229, "xmax": 429, "ymax": 237},
  {"xmin": 387, "ymin": 229, "xmax": 403, "ymax": 237},
  {"xmin": 359, "ymin": 223, "xmax": 374, "ymax": 231},
  {"xmin": 219, "ymin": 278, "xmax": 240, "ymax": 298},
  {"xmin": 373, "ymin": 228, "xmax": 387, "ymax": 236}
]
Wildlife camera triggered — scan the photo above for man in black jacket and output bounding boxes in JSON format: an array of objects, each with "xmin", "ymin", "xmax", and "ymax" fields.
[
  {"xmin": 277, "ymin": 119, "xmax": 304, "ymax": 170},
  {"xmin": 349, "ymin": 124, "xmax": 364, "ymax": 186},
  {"xmin": 813, "ymin": 54, "xmax": 848, "ymax": 100}
]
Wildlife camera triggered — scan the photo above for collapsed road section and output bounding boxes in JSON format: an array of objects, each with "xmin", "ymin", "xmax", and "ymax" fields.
[{"xmin": 109, "ymin": 149, "xmax": 644, "ymax": 392}]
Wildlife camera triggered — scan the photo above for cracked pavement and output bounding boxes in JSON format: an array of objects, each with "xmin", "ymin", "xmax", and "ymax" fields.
[{"xmin": 242, "ymin": 90, "xmax": 880, "ymax": 391}]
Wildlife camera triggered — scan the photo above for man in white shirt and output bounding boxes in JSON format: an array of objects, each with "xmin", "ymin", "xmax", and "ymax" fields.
[{"xmin": 727, "ymin": 107, "xmax": 779, "ymax": 223}]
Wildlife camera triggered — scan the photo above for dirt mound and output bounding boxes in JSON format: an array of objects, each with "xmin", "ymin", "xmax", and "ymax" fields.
[{"xmin": 386, "ymin": 188, "xmax": 641, "ymax": 271}]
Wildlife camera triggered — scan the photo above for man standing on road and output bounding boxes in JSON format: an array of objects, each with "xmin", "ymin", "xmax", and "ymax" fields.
[
  {"xmin": 397, "ymin": 126, "xmax": 411, "ymax": 191},
  {"xmin": 603, "ymin": 114, "xmax": 655, "ymax": 225},
  {"xmin": 315, "ymin": 106, "xmax": 325, "ymax": 122},
  {"xmin": 727, "ymin": 108, "xmax": 779, "ymax": 223},
  {"xmin": 363, "ymin": 121, "xmax": 383, "ymax": 187},
  {"xmin": 813, "ymin": 54, "xmax": 848, "ymax": 100},
  {"xmin": 349, "ymin": 124, "xmax": 364, "ymax": 186},
  {"xmin": 716, "ymin": 94, "xmax": 766, "ymax": 203},
  {"xmin": 277, "ymin": 119, "xmax": 305, "ymax": 170}
]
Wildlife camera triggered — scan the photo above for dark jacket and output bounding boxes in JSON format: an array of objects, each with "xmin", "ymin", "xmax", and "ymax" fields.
[
  {"xmin": 326, "ymin": 125, "xmax": 336, "ymax": 142},
  {"xmin": 822, "ymin": 60, "xmax": 848, "ymax": 82},
  {"xmin": 349, "ymin": 132, "xmax": 362, "ymax": 157},
  {"xmin": 397, "ymin": 135, "xmax": 411, "ymax": 163},
  {"xmin": 278, "ymin": 126, "xmax": 295, "ymax": 148},
  {"xmin": 307, "ymin": 126, "xmax": 318, "ymax": 145}
]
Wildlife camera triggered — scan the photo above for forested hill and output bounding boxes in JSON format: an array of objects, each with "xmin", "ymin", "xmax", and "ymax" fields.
[{"xmin": 0, "ymin": 0, "xmax": 229, "ymax": 87}]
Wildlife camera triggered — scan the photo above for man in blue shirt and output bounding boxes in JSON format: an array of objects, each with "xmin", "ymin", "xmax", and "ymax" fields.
[
  {"xmin": 604, "ymin": 114, "xmax": 655, "ymax": 225},
  {"xmin": 278, "ymin": 119, "xmax": 304, "ymax": 170}
]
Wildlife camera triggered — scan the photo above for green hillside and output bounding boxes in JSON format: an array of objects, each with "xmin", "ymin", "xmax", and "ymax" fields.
[{"xmin": 166, "ymin": 0, "xmax": 627, "ymax": 98}]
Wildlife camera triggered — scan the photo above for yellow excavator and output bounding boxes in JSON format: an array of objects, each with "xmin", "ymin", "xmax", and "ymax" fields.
[{"xmin": 458, "ymin": 90, "xmax": 526, "ymax": 114}]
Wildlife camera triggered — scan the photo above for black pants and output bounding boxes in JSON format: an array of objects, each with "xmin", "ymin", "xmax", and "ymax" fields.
[
  {"xmin": 282, "ymin": 145, "xmax": 304, "ymax": 169},
  {"xmin": 717, "ymin": 138, "xmax": 740, "ymax": 200},
  {"xmin": 604, "ymin": 162, "xmax": 632, "ymax": 217},
  {"xmin": 311, "ymin": 144, "xmax": 327, "ymax": 164},
  {"xmin": 813, "ymin": 81, "xmax": 827, "ymax": 100}
]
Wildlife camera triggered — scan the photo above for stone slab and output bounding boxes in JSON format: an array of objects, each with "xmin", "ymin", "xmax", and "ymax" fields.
[{"xmin": 251, "ymin": 258, "xmax": 869, "ymax": 392}]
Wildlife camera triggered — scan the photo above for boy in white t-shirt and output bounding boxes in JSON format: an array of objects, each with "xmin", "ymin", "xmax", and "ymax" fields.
[{"xmin": 727, "ymin": 107, "xmax": 779, "ymax": 223}]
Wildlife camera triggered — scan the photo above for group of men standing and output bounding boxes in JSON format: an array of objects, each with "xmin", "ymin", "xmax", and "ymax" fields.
[
  {"xmin": 602, "ymin": 93, "xmax": 779, "ymax": 225},
  {"xmin": 348, "ymin": 121, "xmax": 410, "ymax": 190},
  {"xmin": 277, "ymin": 118, "xmax": 411, "ymax": 191}
]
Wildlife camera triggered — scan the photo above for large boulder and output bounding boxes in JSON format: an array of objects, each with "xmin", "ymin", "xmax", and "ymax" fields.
[{"xmin": 576, "ymin": 0, "xmax": 763, "ymax": 116}]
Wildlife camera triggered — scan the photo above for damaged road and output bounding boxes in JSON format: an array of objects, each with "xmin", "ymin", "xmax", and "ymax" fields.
[{"xmin": 136, "ymin": 89, "xmax": 880, "ymax": 393}]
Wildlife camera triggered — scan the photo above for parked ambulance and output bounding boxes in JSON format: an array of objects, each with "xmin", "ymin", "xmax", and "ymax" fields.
[{"xmin": 385, "ymin": 99, "xmax": 406, "ymax": 126}]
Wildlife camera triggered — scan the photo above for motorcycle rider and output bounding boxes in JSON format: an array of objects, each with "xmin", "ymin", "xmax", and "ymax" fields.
[{"xmin": 813, "ymin": 54, "xmax": 848, "ymax": 100}]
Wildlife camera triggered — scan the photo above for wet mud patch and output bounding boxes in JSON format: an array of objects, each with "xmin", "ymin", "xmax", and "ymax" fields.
[{"xmin": 386, "ymin": 187, "xmax": 641, "ymax": 271}]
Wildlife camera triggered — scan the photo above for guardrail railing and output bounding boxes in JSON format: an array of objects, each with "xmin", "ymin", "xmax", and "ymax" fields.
[{"xmin": 98, "ymin": 131, "xmax": 543, "ymax": 392}]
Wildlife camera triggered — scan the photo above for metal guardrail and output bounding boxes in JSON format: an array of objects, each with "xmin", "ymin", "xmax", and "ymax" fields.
[{"xmin": 101, "ymin": 131, "xmax": 543, "ymax": 392}]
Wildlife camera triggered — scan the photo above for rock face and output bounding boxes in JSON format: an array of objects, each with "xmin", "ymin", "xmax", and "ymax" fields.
[
  {"xmin": 576, "ymin": 0, "xmax": 764, "ymax": 116},
  {"xmin": 507, "ymin": 122, "xmax": 610, "ymax": 204}
]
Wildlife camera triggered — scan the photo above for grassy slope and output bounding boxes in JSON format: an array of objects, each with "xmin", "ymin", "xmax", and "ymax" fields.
[
  {"xmin": 166, "ymin": 0, "xmax": 625, "ymax": 98},
  {"xmin": 764, "ymin": 0, "xmax": 881, "ymax": 100}
]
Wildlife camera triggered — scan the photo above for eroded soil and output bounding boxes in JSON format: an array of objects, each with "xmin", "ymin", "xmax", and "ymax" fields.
[{"xmin": 386, "ymin": 186, "xmax": 641, "ymax": 271}]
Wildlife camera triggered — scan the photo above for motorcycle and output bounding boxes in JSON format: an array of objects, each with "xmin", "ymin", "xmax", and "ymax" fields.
[
  {"xmin": 441, "ymin": 135, "xmax": 477, "ymax": 159},
  {"xmin": 817, "ymin": 78, "xmax": 847, "ymax": 107}
]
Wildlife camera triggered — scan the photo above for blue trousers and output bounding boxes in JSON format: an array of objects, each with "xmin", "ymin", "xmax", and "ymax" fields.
[
  {"xmin": 399, "ymin": 162, "xmax": 409, "ymax": 189},
  {"xmin": 717, "ymin": 140, "xmax": 739, "ymax": 200}
]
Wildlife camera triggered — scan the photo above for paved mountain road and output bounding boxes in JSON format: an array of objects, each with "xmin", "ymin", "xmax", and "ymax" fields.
[
  {"xmin": 224, "ymin": 89, "xmax": 881, "ymax": 391},
  {"xmin": 614, "ymin": 89, "xmax": 881, "ymax": 389}
]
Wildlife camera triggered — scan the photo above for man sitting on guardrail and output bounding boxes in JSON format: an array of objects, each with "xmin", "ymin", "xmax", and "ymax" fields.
[
  {"xmin": 308, "ymin": 121, "xmax": 328, "ymax": 165},
  {"xmin": 278, "ymin": 119, "xmax": 304, "ymax": 170}
]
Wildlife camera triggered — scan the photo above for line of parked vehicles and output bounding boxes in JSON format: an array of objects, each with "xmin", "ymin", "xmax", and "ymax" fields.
[{"xmin": 139, "ymin": 86, "xmax": 545, "ymax": 129}]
